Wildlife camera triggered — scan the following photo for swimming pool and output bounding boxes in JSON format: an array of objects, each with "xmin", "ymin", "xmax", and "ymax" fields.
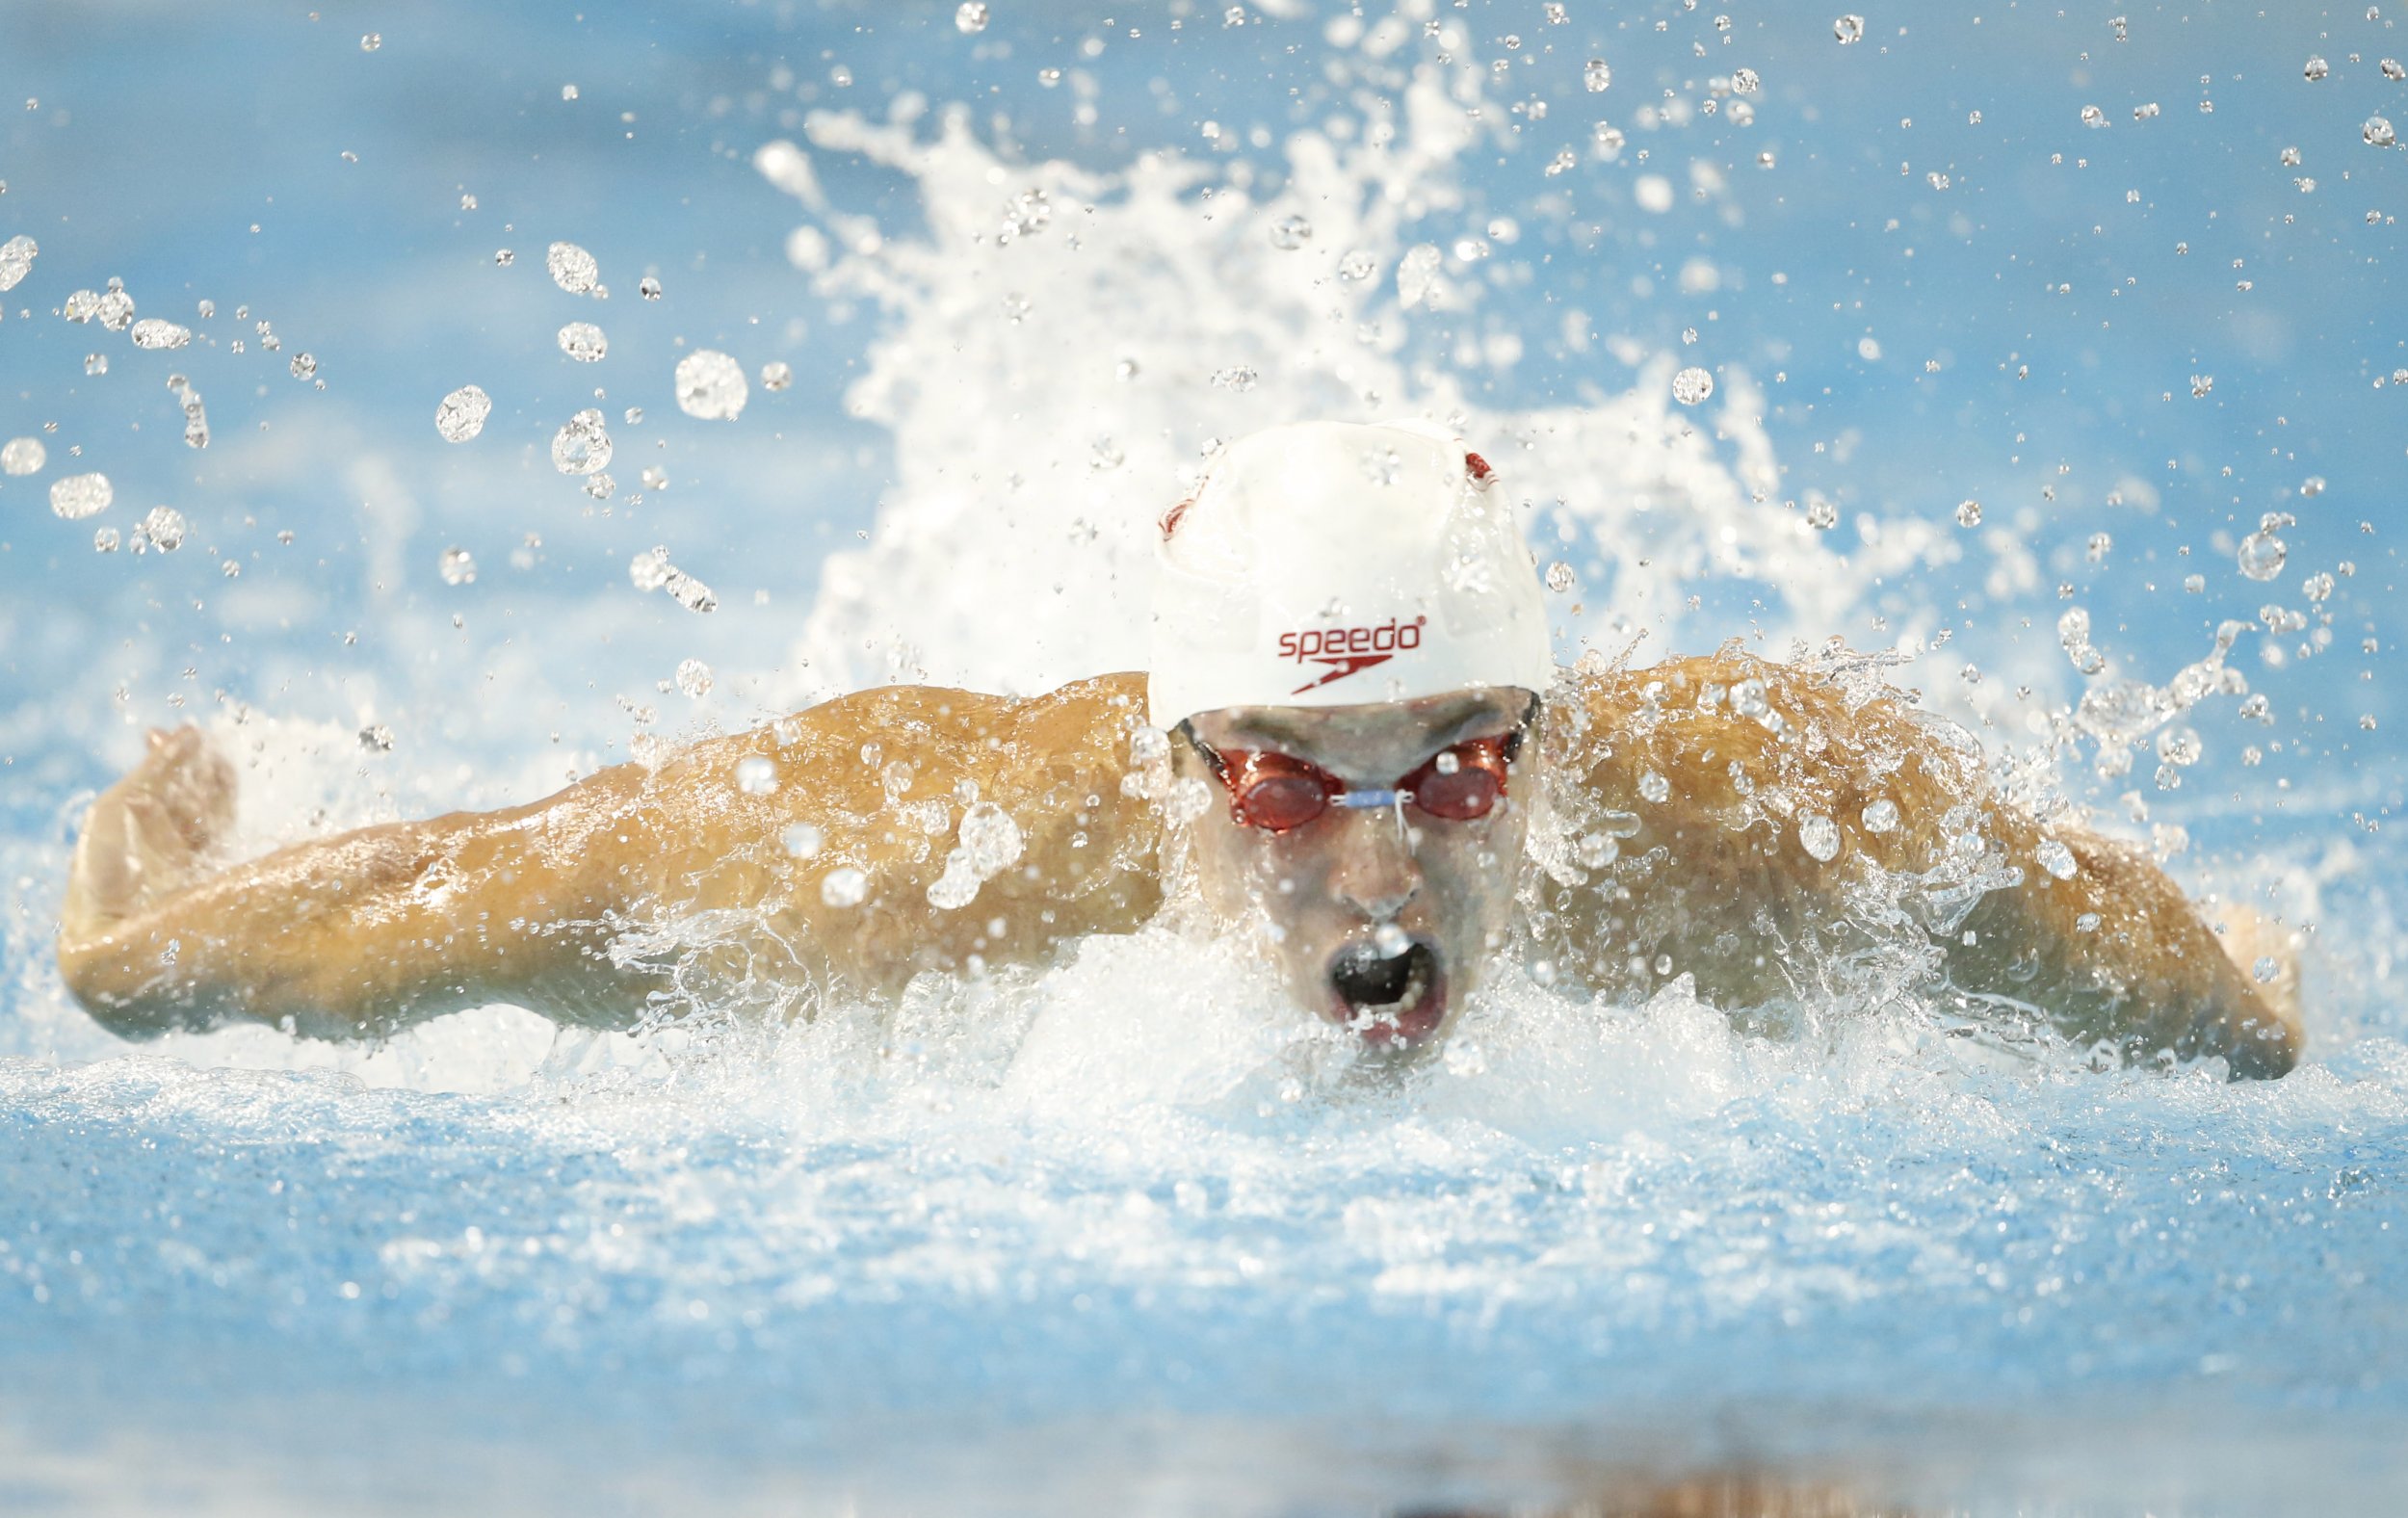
[{"xmin": 3, "ymin": 1, "xmax": 2403, "ymax": 1511}]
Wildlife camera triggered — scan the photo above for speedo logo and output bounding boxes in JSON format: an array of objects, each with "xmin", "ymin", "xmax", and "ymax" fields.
[{"xmin": 1277, "ymin": 616, "xmax": 1426, "ymax": 694}]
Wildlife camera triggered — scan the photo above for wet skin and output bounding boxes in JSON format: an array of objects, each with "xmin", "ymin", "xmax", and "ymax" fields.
[
  {"xmin": 1179, "ymin": 689, "xmax": 1534, "ymax": 1051},
  {"xmin": 55, "ymin": 655, "xmax": 2302, "ymax": 1076}
]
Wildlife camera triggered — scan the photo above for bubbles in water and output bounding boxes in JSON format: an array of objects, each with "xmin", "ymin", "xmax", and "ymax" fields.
[
  {"xmin": 2034, "ymin": 838, "xmax": 2080, "ymax": 880},
  {"xmin": 1804, "ymin": 496, "xmax": 1839, "ymax": 530},
  {"xmin": 2156, "ymin": 726, "xmax": 2203, "ymax": 767},
  {"xmin": 1733, "ymin": 66, "xmax": 1761, "ymax": 93},
  {"xmin": 1797, "ymin": 813, "xmax": 1842, "ymax": 862},
  {"xmin": 674, "ymin": 658, "xmax": 713, "ymax": 697},
  {"xmin": 780, "ymin": 822, "xmax": 824, "ymax": 859},
  {"xmin": 1671, "ymin": 366, "xmax": 1714, "ymax": 405},
  {"xmin": 1396, "ymin": 244, "xmax": 1443, "ymax": 307},
  {"xmin": 2385, "ymin": 59, "xmax": 2407, "ymax": 81},
  {"xmin": 136, "ymin": 505, "xmax": 186, "ymax": 552},
  {"xmin": 673, "ymin": 349, "xmax": 748, "ymax": 420},
  {"xmin": 736, "ymin": 757, "xmax": 779, "ymax": 797},
  {"xmin": 1584, "ymin": 59, "xmax": 1612, "ymax": 91},
  {"xmin": 434, "ymin": 384, "xmax": 491, "ymax": 442},
  {"xmin": 1543, "ymin": 1, "xmax": 1567, "ymax": 21},
  {"xmin": 1862, "ymin": 798, "xmax": 1900, "ymax": 833},
  {"xmin": 546, "ymin": 241, "xmax": 599, "ymax": 295},
  {"xmin": 2304, "ymin": 55, "xmax": 2331, "ymax": 81},
  {"xmin": 2303, "ymin": 571, "xmax": 2335, "ymax": 602},
  {"xmin": 289, "ymin": 353, "xmax": 317, "ymax": 380},
  {"xmin": 1575, "ymin": 833, "xmax": 1619, "ymax": 870},
  {"xmin": 959, "ymin": 802, "xmax": 1024, "ymax": 876},
  {"xmin": 2238, "ymin": 527, "xmax": 2289, "ymax": 581},
  {"xmin": 821, "ymin": 866, "xmax": 869, "ymax": 908},
  {"xmin": 638, "ymin": 275, "xmax": 663, "ymax": 301},
  {"xmin": 0, "ymin": 436, "xmax": 44, "ymax": 475},
  {"xmin": 1637, "ymin": 770, "xmax": 1670, "ymax": 803},
  {"xmin": 550, "ymin": 408, "xmax": 613, "ymax": 474},
  {"xmin": 955, "ymin": 1, "xmax": 988, "ymax": 33},
  {"xmin": 583, "ymin": 473, "xmax": 615, "ymax": 501},
  {"xmin": 1336, "ymin": 249, "xmax": 1378, "ymax": 282},
  {"xmin": 557, "ymin": 322, "xmax": 607, "ymax": 362},
  {"xmin": 1373, "ymin": 923, "xmax": 1412, "ymax": 959},
  {"xmin": 360, "ymin": 32, "xmax": 381, "ymax": 50},
  {"xmin": 1834, "ymin": 13, "xmax": 1865, "ymax": 43},
  {"xmin": 437, "ymin": 547, "xmax": 477, "ymax": 586},
  {"xmin": 494, "ymin": 249, "xmax": 514, "ymax": 266},
  {"xmin": 128, "ymin": 318, "xmax": 191, "ymax": 350},
  {"xmin": 2366, "ymin": 117, "xmax": 2398, "ymax": 148},
  {"xmin": 760, "ymin": 360, "xmax": 793, "ymax": 392},
  {"xmin": 1544, "ymin": 561, "xmax": 1576, "ymax": 593},
  {"xmin": 48, "ymin": 472, "xmax": 111, "ymax": 520},
  {"xmin": 93, "ymin": 288, "xmax": 136, "ymax": 331},
  {"xmin": 92, "ymin": 527, "xmax": 119, "ymax": 553},
  {"xmin": 1268, "ymin": 214, "xmax": 1313, "ymax": 249},
  {"xmin": 0, "ymin": 234, "xmax": 36, "ymax": 291},
  {"xmin": 1953, "ymin": 499, "xmax": 1982, "ymax": 527}
]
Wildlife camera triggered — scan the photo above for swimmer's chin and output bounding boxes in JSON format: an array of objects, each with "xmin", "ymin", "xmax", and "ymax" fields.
[{"xmin": 1323, "ymin": 938, "xmax": 1451, "ymax": 1053}]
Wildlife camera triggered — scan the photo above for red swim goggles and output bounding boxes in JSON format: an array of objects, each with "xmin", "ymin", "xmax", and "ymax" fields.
[{"xmin": 1177, "ymin": 699, "xmax": 1536, "ymax": 835}]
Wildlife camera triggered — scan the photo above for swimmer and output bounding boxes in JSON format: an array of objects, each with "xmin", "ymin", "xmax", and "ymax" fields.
[{"xmin": 55, "ymin": 421, "xmax": 2303, "ymax": 1077}]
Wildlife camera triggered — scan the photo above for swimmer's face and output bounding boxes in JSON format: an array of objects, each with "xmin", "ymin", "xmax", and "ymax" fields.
[{"xmin": 1177, "ymin": 688, "xmax": 1537, "ymax": 1053}]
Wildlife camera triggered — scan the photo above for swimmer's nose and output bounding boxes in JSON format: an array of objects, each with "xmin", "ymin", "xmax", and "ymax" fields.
[{"xmin": 1327, "ymin": 804, "xmax": 1422, "ymax": 923}]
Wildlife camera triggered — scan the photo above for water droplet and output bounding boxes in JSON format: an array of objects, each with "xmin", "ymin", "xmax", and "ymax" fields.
[
  {"xmin": 2365, "ymin": 116, "xmax": 2398, "ymax": 148},
  {"xmin": 665, "ymin": 566, "xmax": 718, "ymax": 614},
  {"xmin": 674, "ymin": 658, "xmax": 713, "ymax": 697},
  {"xmin": 959, "ymin": 802, "xmax": 1024, "ymax": 875},
  {"xmin": 1, "ymin": 436, "xmax": 45, "ymax": 475},
  {"xmin": 582, "ymin": 472, "xmax": 615, "ymax": 501},
  {"xmin": 546, "ymin": 241, "xmax": 599, "ymax": 295},
  {"xmin": 1805, "ymin": 496, "xmax": 1839, "ymax": 530},
  {"xmin": 550, "ymin": 408, "xmax": 613, "ymax": 475},
  {"xmin": 437, "ymin": 547, "xmax": 477, "ymax": 586},
  {"xmin": 821, "ymin": 866, "xmax": 869, "ymax": 907},
  {"xmin": 1088, "ymin": 437, "xmax": 1124, "ymax": 472},
  {"xmin": 1211, "ymin": 364, "xmax": 1259, "ymax": 391},
  {"xmin": 557, "ymin": 322, "xmax": 607, "ymax": 362},
  {"xmin": 641, "ymin": 466, "xmax": 669, "ymax": 491},
  {"xmin": 1544, "ymin": 561, "xmax": 1576, "ymax": 593},
  {"xmin": 1584, "ymin": 58, "xmax": 1612, "ymax": 91},
  {"xmin": 780, "ymin": 822, "xmax": 824, "ymax": 859},
  {"xmin": 0, "ymin": 234, "xmax": 37, "ymax": 292},
  {"xmin": 1953, "ymin": 499, "xmax": 1982, "ymax": 528},
  {"xmin": 434, "ymin": 384, "xmax": 491, "ymax": 442},
  {"xmin": 128, "ymin": 319, "xmax": 191, "ymax": 351},
  {"xmin": 1260, "ymin": 212, "xmax": 1316, "ymax": 251},
  {"xmin": 2304, "ymin": 55, "xmax": 2331, "ymax": 81},
  {"xmin": 1862, "ymin": 798, "xmax": 1900, "ymax": 833},
  {"xmin": 2190, "ymin": 373, "xmax": 2214, "ymax": 398},
  {"xmin": 1373, "ymin": 922, "xmax": 1412, "ymax": 959},
  {"xmin": 1575, "ymin": 832, "xmax": 1620, "ymax": 870},
  {"xmin": 360, "ymin": 32, "xmax": 381, "ymax": 50},
  {"xmin": 2384, "ymin": 59, "xmax": 2406, "ymax": 81},
  {"xmin": 955, "ymin": 1, "xmax": 989, "ymax": 33},
  {"xmin": 92, "ymin": 527, "xmax": 119, "ymax": 553},
  {"xmin": 2035, "ymin": 838, "xmax": 2079, "ymax": 880},
  {"xmin": 459, "ymin": 194, "xmax": 477, "ymax": 211},
  {"xmin": 2237, "ymin": 529, "xmax": 2288, "ymax": 581},
  {"xmin": 289, "ymin": 353, "xmax": 317, "ymax": 380},
  {"xmin": 1798, "ymin": 814, "xmax": 1842, "ymax": 862},
  {"xmin": 630, "ymin": 547, "xmax": 672, "ymax": 591},
  {"xmin": 494, "ymin": 248, "xmax": 514, "ymax": 267},
  {"xmin": 2251, "ymin": 955, "xmax": 2280, "ymax": 984},
  {"xmin": 1396, "ymin": 244, "xmax": 1444, "ymax": 307},
  {"xmin": 93, "ymin": 289, "xmax": 136, "ymax": 331},
  {"xmin": 1637, "ymin": 770, "xmax": 1670, "ymax": 803},
  {"xmin": 137, "ymin": 505, "xmax": 186, "ymax": 552},
  {"xmin": 1733, "ymin": 66, "xmax": 1761, "ymax": 93},
  {"xmin": 1115, "ymin": 357, "xmax": 1141, "ymax": 381},
  {"xmin": 358, "ymin": 724, "xmax": 395, "ymax": 753},
  {"xmin": 673, "ymin": 349, "xmax": 748, "ymax": 420},
  {"xmin": 736, "ymin": 756, "xmax": 779, "ymax": 796},
  {"xmin": 48, "ymin": 472, "xmax": 111, "ymax": 520},
  {"xmin": 2086, "ymin": 531, "xmax": 2113, "ymax": 563},
  {"xmin": 561, "ymin": 84, "xmax": 580, "ymax": 101},
  {"xmin": 759, "ymin": 359, "xmax": 793, "ymax": 393},
  {"xmin": 1834, "ymin": 13, "xmax": 1865, "ymax": 43},
  {"xmin": 1671, "ymin": 366, "xmax": 1714, "ymax": 405}
]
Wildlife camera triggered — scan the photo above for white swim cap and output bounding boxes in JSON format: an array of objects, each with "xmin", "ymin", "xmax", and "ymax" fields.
[{"xmin": 1147, "ymin": 420, "xmax": 1553, "ymax": 727}]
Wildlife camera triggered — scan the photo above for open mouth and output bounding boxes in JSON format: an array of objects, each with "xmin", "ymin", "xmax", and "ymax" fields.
[{"xmin": 1325, "ymin": 939, "xmax": 1448, "ymax": 1049}]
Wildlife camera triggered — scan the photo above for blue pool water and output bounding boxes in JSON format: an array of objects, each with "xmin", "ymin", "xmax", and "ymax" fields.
[{"xmin": 3, "ymin": 1, "xmax": 2405, "ymax": 1511}]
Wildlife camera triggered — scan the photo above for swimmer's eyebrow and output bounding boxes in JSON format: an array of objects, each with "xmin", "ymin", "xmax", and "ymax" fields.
[{"xmin": 1228, "ymin": 698, "xmax": 1512, "ymax": 753}]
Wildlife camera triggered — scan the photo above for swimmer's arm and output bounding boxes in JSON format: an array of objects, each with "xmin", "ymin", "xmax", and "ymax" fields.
[
  {"xmin": 57, "ymin": 746, "xmax": 665, "ymax": 1040},
  {"xmin": 1950, "ymin": 822, "xmax": 2302, "ymax": 1079}
]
